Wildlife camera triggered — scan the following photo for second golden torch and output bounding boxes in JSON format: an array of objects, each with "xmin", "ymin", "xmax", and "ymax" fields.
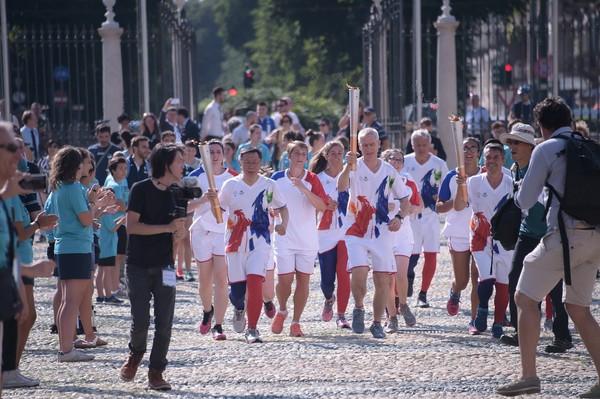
[
  {"xmin": 449, "ymin": 115, "xmax": 468, "ymax": 201},
  {"xmin": 198, "ymin": 143, "xmax": 223, "ymax": 224},
  {"xmin": 348, "ymin": 85, "xmax": 360, "ymax": 171}
]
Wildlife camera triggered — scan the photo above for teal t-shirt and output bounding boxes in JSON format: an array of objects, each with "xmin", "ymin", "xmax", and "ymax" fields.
[
  {"xmin": 236, "ymin": 143, "xmax": 272, "ymax": 167},
  {"xmin": 517, "ymin": 165, "xmax": 548, "ymax": 239},
  {"xmin": 43, "ymin": 191, "xmax": 56, "ymax": 241},
  {"xmin": 6, "ymin": 196, "xmax": 33, "ymax": 264},
  {"xmin": 54, "ymin": 182, "xmax": 93, "ymax": 254},
  {"xmin": 224, "ymin": 159, "xmax": 241, "ymax": 173},
  {"xmin": 98, "ymin": 213, "xmax": 117, "ymax": 259},
  {"xmin": 106, "ymin": 178, "xmax": 129, "ymax": 218},
  {"xmin": 0, "ymin": 198, "xmax": 16, "ymax": 270}
]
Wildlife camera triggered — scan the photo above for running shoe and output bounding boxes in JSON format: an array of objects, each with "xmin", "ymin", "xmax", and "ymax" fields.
[
  {"xmin": 352, "ymin": 307, "xmax": 365, "ymax": 334},
  {"xmin": 185, "ymin": 271, "xmax": 195, "ymax": 282},
  {"xmin": 417, "ymin": 291, "xmax": 430, "ymax": 308},
  {"xmin": 104, "ymin": 295, "xmax": 124, "ymax": 304},
  {"xmin": 58, "ymin": 349, "xmax": 95, "ymax": 362},
  {"xmin": 271, "ymin": 311, "xmax": 287, "ymax": 334},
  {"xmin": 211, "ymin": 324, "xmax": 227, "ymax": 341},
  {"xmin": 232, "ymin": 308, "xmax": 246, "ymax": 333},
  {"xmin": 469, "ymin": 319, "xmax": 481, "ymax": 335},
  {"xmin": 579, "ymin": 383, "xmax": 600, "ymax": 398},
  {"xmin": 322, "ymin": 295, "xmax": 335, "ymax": 322},
  {"xmin": 399, "ymin": 303, "xmax": 416, "ymax": 326},
  {"xmin": 499, "ymin": 333, "xmax": 519, "ymax": 347},
  {"xmin": 96, "ymin": 296, "xmax": 105, "ymax": 303},
  {"xmin": 545, "ymin": 337, "xmax": 573, "ymax": 353},
  {"xmin": 199, "ymin": 305, "xmax": 214, "ymax": 335},
  {"xmin": 290, "ymin": 323, "xmax": 305, "ymax": 337},
  {"xmin": 496, "ymin": 377, "xmax": 541, "ymax": 396},
  {"xmin": 2, "ymin": 369, "xmax": 40, "ymax": 388},
  {"xmin": 369, "ymin": 322, "xmax": 386, "ymax": 339},
  {"xmin": 336, "ymin": 314, "xmax": 351, "ymax": 329},
  {"xmin": 386, "ymin": 316, "xmax": 399, "ymax": 333},
  {"xmin": 175, "ymin": 269, "xmax": 184, "ymax": 280},
  {"xmin": 244, "ymin": 328, "xmax": 263, "ymax": 343},
  {"xmin": 263, "ymin": 301, "xmax": 276, "ymax": 319},
  {"xmin": 474, "ymin": 307, "xmax": 488, "ymax": 333},
  {"xmin": 492, "ymin": 322, "xmax": 504, "ymax": 339},
  {"xmin": 446, "ymin": 290, "xmax": 460, "ymax": 316}
]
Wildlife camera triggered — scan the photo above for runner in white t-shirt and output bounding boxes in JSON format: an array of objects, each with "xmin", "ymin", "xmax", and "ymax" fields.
[
  {"xmin": 338, "ymin": 128, "xmax": 411, "ymax": 339},
  {"xmin": 216, "ymin": 147, "xmax": 288, "ymax": 343},
  {"xmin": 381, "ymin": 149, "xmax": 420, "ymax": 331},
  {"xmin": 188, "ymin": 140, "xmax": 238, "ymax": 341},
  {"xmin": 454, "ymin": 143, "xmax": 514, "ymax": 339},
  {"xmin": 403, "ymin": 129, "xmax": 449, "ymax": 308},
  {"xmin": 309, "ymin": 140, "xmax": 351, "ymax": 329},
  {"xmin": 270, "ymin": 141, "xmax": 327, "ymax": 337},
  {"xmin": 436, "ymin": 137, "xmax": 482, "ymax": 332}
]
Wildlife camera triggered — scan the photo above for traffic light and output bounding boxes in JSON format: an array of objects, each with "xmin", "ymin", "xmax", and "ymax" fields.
[
  {"xmin": 228, "ymin": 86, "xmax": 238, "ymax": 97},
  {"xmin": 504, "ymin": 63, "xmax": 513, "ymax": 87},
  {"xmin": 243, "ymin": 66, "xmax": 254, "ymax": 89}
]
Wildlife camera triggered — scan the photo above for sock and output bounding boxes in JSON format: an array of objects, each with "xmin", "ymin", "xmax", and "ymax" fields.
[
  {"xmin": 336, "ymin": 241, "xmax": 350, "ymax": 314},
  {"xmin": 421, "ymin": 252, "xmax": 437, "ymax": 292},
  {"xmin": 493, "ymin": 283, "xmax": 509, "ymax": 324},
  {"xmin": 229, "ymin": 282, "xmax": 246, "ymax": 311},
  {"xmin": 477, "ymin": 279, "xmax": 496, "ymax": 309},
  {"xmin": 246, "ymin": 274, "xmax": 263, "ymax": 330},
  {"xmin": 545, "ymin": 295, "xmax": 553, "ymax": 320}
]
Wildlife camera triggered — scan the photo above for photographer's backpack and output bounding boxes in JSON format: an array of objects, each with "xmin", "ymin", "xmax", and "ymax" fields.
[{"xmin": 545, "ymin": 131, "xmax": 600, "ymax": 285}]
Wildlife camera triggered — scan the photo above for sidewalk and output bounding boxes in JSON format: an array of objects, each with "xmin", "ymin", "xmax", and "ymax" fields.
[{"xmin": 5, "ymin": 240, "xmax": 599, "ymax": 398}]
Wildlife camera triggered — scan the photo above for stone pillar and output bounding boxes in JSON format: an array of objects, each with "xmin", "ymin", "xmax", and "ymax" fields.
[
  {"xmin": 434, "ymin": 0, "xmax": 459, "ymax": 169},
  {"xmin": 98, "ymin": 0, "xmax": 124, "ymax": 132}
]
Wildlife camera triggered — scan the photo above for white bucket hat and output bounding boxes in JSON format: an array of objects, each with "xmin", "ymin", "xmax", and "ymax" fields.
[{"xmin": 499, "ymin": 123, "xmax": 536, "ymax": 146}]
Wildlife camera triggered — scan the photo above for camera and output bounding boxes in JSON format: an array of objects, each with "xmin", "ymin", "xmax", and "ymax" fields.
[
  {"xmin": 169, "ymin": 206, "xmax": 188, "ymax": 220},
  {"xmin": 168, "ymin": 177, "xmax": 202, "ymax": 202},
  {"xmin": 19, "ymin": 173, "xmax": 48, "ymax": 192}
]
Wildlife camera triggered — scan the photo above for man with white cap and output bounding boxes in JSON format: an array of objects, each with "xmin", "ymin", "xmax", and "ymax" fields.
[{"xmin": 498, "ymin": 123, "xmax": 573, "ymax": 354}]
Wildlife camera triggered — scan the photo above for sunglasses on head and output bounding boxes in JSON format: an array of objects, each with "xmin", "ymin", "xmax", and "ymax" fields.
[{"xmin": 0, "ymin": 143, "xmax": 18, "ymax": 153}]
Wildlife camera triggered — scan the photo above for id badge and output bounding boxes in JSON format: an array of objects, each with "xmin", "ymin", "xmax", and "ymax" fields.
[{"xmin": 162, "ymin": 268, "xmax": 176, "ymax": 288}]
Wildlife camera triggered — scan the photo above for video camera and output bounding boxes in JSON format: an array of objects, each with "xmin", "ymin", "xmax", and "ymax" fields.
[{"xmin": 168, "ymin": 177, "xmax": 202, "ymax": 219}]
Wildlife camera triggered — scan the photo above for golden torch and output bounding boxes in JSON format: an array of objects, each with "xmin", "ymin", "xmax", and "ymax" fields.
[
  {"xmin": 347, "ymin": 84, "xmax": 360, "ymax": 171},
  {"xmin": 198, "ymin": 142, "xmax": 223, "ymax": 223},
  {"xmin": 449, "ymin": 115, "xmax": 467, "ymax": 201}
]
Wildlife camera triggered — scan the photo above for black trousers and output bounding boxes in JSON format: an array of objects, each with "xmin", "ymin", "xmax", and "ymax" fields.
[
  {"xmin": 1, "ymin": 317, "xmax": 17, "ymax": 371},
  {"xmin": 508, "ymin": 235, "xmax": 571, "ymax": 341}
]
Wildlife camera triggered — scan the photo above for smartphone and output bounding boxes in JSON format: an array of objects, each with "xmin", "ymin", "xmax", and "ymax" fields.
[
  {"xmin": 19, "ymin": 174, "xmax": 48, "ymax": 192},
  {"xmin": 171, "ymin": 98, "xmax": 180, "ymax": 105}
]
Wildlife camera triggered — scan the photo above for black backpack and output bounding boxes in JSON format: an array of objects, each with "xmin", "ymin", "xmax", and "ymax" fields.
[
  {"xmin": 545, "ymin": 131, "xmax": 600, "ymax": 285},
  {"xmin": 491, "ymin": 171, "xmax": 521, "ymax": 251}
]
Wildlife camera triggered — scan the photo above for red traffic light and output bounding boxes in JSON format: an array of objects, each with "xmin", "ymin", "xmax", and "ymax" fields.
[
  {"xmin": 228, "ymin": 87, "xmax": 237, "ymax": 96},
  {"xmin": 504, "ymin": 63, "xmax": 513, "ymax": 72}
]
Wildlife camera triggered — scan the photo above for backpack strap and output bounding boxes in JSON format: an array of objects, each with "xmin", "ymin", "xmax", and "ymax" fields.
[{"xmin": 545, "ymin": 180, "xmax": 571, "ymax": 286}]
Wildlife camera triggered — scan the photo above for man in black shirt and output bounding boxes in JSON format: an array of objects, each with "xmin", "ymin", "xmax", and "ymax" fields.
[
  {"xmin": 88, "ymin": 124, "xmax": 120, "ymax": 186},
  {"xmin": 119, "ymin": 143, "xmax": 186, "ymax": 391},
  {"xmin": 405, "ymin": 117, "xmax": 447, "ymax": 161},
  {"xmin": 126, "ymin": 136, "xmax": 151, "ymax": 189}
]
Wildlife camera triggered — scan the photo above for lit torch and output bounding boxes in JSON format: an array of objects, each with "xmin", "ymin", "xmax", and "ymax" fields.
[
  {"xmin": 198, "ymin": 142, "xmax": 223, "ymax": 223},
  {"xmin": 449, "ymin": 115, "xmax": 468, "ymax": 201},
  {"xmin": 347, "ymin": 84, "xmax": 360, "ymax": 171}
]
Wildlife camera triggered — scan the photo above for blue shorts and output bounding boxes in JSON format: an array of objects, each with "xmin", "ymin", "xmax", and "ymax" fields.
[
  {"xmin": 98, "ymin": 256, "xmax": 116, "ymax": 267},
  {"xmin": 56, "ymin": 253, "xmax": 93, "ymax": 280}
]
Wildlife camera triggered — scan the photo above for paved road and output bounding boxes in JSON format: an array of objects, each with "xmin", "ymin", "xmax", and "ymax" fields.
[{"xmin": 4, "ymin": 239, "xmax": 600, "ymax": 398}]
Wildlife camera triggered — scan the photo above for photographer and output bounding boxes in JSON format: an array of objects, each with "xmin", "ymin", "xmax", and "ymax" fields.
[{"xmin": 119, "ymin": 143, "xmax": 187, "ymax": 391}]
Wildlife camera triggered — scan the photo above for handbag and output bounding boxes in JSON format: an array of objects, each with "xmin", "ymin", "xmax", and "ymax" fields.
[{"xmin": 0, "ymin": 198, "xmax": 23, "ymax": 321}]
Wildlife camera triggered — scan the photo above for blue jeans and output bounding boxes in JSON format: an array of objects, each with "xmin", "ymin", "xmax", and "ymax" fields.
[{"xmin": 126, "ymin": 264, "xmax": 176, "ymax": 371}]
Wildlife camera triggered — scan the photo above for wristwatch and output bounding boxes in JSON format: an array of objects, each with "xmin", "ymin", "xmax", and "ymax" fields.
[{"xmin": 394, "ymin": 214, "xmax": 404, "ymax": 221}]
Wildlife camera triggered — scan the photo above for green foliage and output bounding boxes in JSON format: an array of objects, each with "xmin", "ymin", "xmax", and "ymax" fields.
[
  {"xmin": 213, "ymin": 0, "xmax": 258, "ymax": 54},
  {"xmin": 197, "ymin": 87, "xmax": 343, "ymax": 132}
]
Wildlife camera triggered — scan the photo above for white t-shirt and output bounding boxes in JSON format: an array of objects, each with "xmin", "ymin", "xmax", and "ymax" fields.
[
  {"xmin": 393, "ymin": 172, "xmax": 418, "ymax": 245},
  {"xmin": 439, "ymin": 167, "xmax": 482, "ymax": 239},
  {"xmin": 219, "ymin": 175, "xmax": 286, "ymax": 253},
  {"xmin": 316, "ymin": 171, "xmax": 349, "ymax": 253},
  {"xmin": 404, "ymin": 153, "xmax": 449, "ymax": 216},
  {"xmin": 466, "ymin": 173, "xmax": 514, "ymax": 253},
  {"xmin": 190, "ymin": 167, "xmax": 238, "ymax": 233},
  {"xmin": 271, "ymin": 169, "xmax": 327, "ymax": 253},
  {"xmin": 344, "ymin": 159, "xmax": 411, "ymax": 240},
  {"xmin": 272, "ymin": 111, "xmax": 301, "ymax": 128}
]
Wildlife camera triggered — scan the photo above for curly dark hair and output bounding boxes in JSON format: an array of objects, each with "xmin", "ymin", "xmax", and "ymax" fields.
[{"xmin": 49, "ymin": 146, "xmax": 83, "ymax": 189}]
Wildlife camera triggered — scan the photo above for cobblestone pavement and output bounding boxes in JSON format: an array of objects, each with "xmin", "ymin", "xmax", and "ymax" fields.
[{"xmin": 4, "ymin": 238, "xmax": 600, "ymax": 399}]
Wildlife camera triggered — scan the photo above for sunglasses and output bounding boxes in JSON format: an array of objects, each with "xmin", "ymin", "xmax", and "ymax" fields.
[{"xmin": 0, "ymin": 143, "xmax": 18, "ymax": 153}]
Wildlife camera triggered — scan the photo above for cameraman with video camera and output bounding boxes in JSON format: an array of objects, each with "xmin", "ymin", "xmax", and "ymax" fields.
[{"xmin": 119, "ymin": 143, "xmax": 192, "ymax": 391}]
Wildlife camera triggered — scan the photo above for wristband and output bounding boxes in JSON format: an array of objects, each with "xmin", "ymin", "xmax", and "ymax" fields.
[{"xmin": 34, "ymin": 220, "xmax": 40, "ymax": 229}]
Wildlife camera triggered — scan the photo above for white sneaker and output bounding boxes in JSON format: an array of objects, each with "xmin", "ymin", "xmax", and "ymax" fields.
[
  {"xmin": 2, "ymin": 369, "xmax": 40, "ymax": 388},
  {"xmin": 58, "ymin": 349, "xmax": 95, "ymax": 362},
  {"xmin": 232, "ymin": 308, "xmax": 246, "ymax": 333}
]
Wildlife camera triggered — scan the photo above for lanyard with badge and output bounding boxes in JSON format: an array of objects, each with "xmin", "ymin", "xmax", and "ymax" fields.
[{"xmin": 162, "ymin": 265, "xmax": 176, "ymax": 287}]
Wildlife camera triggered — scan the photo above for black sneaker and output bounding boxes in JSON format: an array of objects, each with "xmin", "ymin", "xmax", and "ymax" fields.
[
  {"xmin": 545, "ymin": 337, "xmax": 573, "ymax": 353},
  {"xmin": 499, "ymin": 333, "xmax": 519, "ymax": 347},
  {"xmin": 50, "ymin": 324, "xmax": 58, "ymax": 334},
  {"xmin": 416, "ymin": 291, "xmax": 429, "ymax": 308}
]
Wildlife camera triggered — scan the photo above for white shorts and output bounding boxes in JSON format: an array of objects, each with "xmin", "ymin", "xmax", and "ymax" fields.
[
  {"xmin": 225, "ymin": 248, "xmax": 269, "ymax": 283},
  {"xmin": 472, "ymin": 247, "xmax": 512, "ymax": 284},
  {"xmin": 411, "ymin": 211, "xmax": 441, "ymax": 254},
  {"xmin": 191, "ymin": 228, "xmax": 225, "ymax": 262},
  {"xmin": 345, "ymin": 235, "xmax": 396, "ymax": 273},
  {"xmin": 267, "ymin": 249, "xmax": 275, "ymax": 271},
  {"xmin": 393, "ymin": 222, "xmax": 414, "ymax": 257},
  {"xmin": 274, "ymin": 249, "xmax": 317, "ymax": 275},
  {"xmin": 448, "ymin": 236, "xmax": 470, "ymax": 252}
]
